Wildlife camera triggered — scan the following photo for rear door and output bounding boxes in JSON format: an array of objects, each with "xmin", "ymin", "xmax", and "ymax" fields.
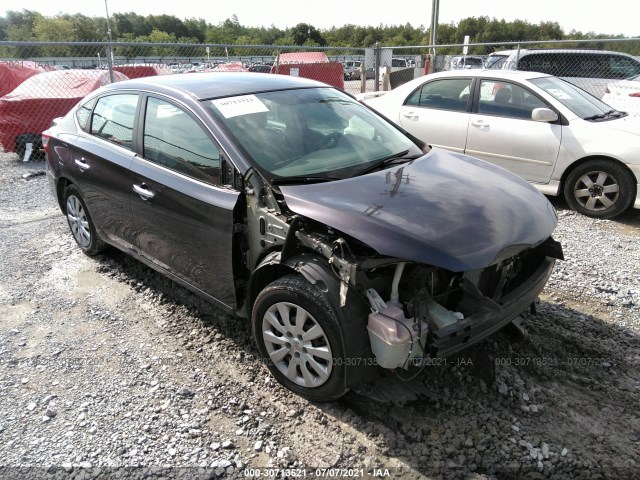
[
  {"xmin": 465, "ymin": 79, "xmax": 561, "ymax": 183},
  {"xmin": 129, "ymin": 95, "xmax": 240, "ymax": 309},
  {"xmin": 69, "ymin": 93, "xmax": 139, "ymax": 250}
]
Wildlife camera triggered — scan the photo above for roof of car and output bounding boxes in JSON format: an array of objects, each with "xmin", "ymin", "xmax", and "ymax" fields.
[
  {"xmin": 488, "ymin": 48, "xmax": 637, "ymax": 57},
  {"xmin": 99, "ymin": 72, "xmax": 329, "ymax": 100},
  {"xmin": 427, "ymin": 69, "xmax": 552, "ymax": 81}
]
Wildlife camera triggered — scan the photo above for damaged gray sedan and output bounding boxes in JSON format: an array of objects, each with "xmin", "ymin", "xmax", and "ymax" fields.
[{"xmin": 43, "ymin": 73, "xmax": 563, "ymax": 401}]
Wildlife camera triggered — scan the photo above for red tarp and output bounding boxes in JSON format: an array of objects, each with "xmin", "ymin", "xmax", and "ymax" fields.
[
  {"xmin": 113, "ymin": 65, "xmax": 171, "ymax": 79},
  {"xmin": 272, "ymin": 62, "xmax": 345, "ymax": 90},
  {"xmin": 0, "ymin": 61, "xmax": 53, "ymax": 97},
  {"xmin": 277, "ymin": 52, "xmax": 329, "ymax": 64},
  {"xmin": 0, "ymin": 69, "xmax": 128, "ymax": 153},
  {"xmin": 210, "ymin": 62, "xmax": 249, "ymax": 72}
]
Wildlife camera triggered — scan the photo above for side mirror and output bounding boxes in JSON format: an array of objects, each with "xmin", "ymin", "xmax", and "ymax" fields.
[{"xmin": 532, "ymin": 107, "xmax": 559, "ymax": 123}]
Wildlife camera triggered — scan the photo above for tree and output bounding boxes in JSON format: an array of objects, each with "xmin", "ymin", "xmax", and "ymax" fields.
[
  {"xmin": 65, "ymin": 14, "xmax": 105, "ymax": 41},
  {"xmin": 33, "ymin": 16, "xmax": 74, "ymax": 55},
  {"xmin": 184, "ymin": 17, "xmax": 207, "ymax": 43},
  {"xmin": 113, "ymin": 12, "xmax": 150, "ymax": 38},
  {"xmin": 290, "ymin": 23, "xmax": 326, "ymax": 46}
]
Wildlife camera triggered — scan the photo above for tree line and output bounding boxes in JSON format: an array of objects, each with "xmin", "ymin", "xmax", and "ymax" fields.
[{"xmin": 1, "ymin": 9, "xmax": 637, "ymax": 56}]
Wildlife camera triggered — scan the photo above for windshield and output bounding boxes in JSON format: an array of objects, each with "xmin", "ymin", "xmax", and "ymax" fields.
[
  {"xmin": 208, "ymin": 87, "xmax": 420, "ymax": 181},
  {"xmin": 529, "ymin": 76, "xmax": 617, "ymax": 118}
]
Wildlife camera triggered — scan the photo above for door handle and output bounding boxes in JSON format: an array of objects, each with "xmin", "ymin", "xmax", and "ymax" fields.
[
  {"xmin": 402, "ymin": 110, "xmax": 419, "ymax": 119},
  {"xmin": 133, "ymin": 183, "xmax": 155, "ymax": 200},
  {"xmin": 471, "ymin": 120, "xmax": 489, "ymax": 128},
  {"xmin": 74, "ymin": 158, "xmax": 90, "ymax": 171}
]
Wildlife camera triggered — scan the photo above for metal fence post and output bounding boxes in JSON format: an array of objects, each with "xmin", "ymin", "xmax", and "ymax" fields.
[
  {"xmin": 374, "ymin": 42, "xmax": 381, "ymax": 92},
  {"xmin": 105, "ymin": 43, "xmax": 114, "ymax": 83}
]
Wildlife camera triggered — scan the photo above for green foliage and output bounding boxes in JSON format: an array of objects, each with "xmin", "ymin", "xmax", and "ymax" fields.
[{"xmin": 0, "ymin": 10, "xmax": 638, "ymax": 57}]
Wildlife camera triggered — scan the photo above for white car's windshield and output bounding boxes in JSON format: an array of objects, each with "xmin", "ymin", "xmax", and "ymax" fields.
[
  {"xmin": 208, "ymin": 87, "xmax": 421, "ymax": 181},
  {"xmin": 530, "ymin": 76, "xmax": 620, "ymax": 119}
]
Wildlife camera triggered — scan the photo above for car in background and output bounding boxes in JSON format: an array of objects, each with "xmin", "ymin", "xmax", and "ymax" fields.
[
  {"xmin": 343, "ymin": 60, "xmax": 375, "ymax": 80},
  {"xmin": 113, "ymin": 64, "xmax": 171, "ymax": 79},
  {"xmin": 0, "ymin": 61, "xmax": 54, "ymax": 97},
  {"xmin": 484, "ymin": 49, "xmax": 640, "ymax": 98},
  {"xmin": 602, "ymin": 73, "xmax": 640, "ymax": 116},
  {"xmin": 209, "ymin": 62, "xmax": 248, "ymax": 72},
  {"xmin": 248, "ymin": 64, "xmax": 272, "ymax": 73},
  {"xmin": 359, "ymin": 69, "xmax": 640, "ymax": 219},
  {"xmin": 0, "ymin": 69, "xmax": 127, "ymax": 159},
  {"xmin": 450, "ymin": 56, "xmax": 484, "ymax": 70},
  {"xmin": 43, "ymin": 72, "xmax": 562, "ymax": 401},
  {"xmin": 343, "ymin": 60, "xmax": 361, "ymax": 80},
  {"xmin": 391, "ymin": 58, "xmax": 408, "ymax": 68}
]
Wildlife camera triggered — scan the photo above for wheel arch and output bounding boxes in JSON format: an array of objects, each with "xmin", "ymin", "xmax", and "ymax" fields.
[
  {"xmin": 560, "ymin": 155, "xmax": 636, "ymax": 194},
  {"xmin": 55, "ymin": 176, "xmax": 73, "ymax": 213}
]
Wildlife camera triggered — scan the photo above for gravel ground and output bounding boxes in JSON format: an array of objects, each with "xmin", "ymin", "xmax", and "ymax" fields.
[{"xmin": 1, "ymin": 151, "xmax": 639, "ymax": 480}]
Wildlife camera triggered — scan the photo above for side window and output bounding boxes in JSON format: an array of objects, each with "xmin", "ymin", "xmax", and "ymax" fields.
[
  {"xmin": 519, "ymin": 53, "xmax": 565, "ymax": 76},
  {"xmin": 90, "ymin": 94, "xmax": 138, "ymax": 150},
  {"xmin": 478, "ymin": 81, "xmax": 547, "ymax": 119},
  {"xmin": 405, "ymin": 78, "xmax": 472, "ymax": 112},
  {"xmin": 76, "ymin": 97, "xmax": 96, "ymax": 132},
  {"xmin": 609, "ymin": 55, "xmax": 640, "ymax": 79},
  {"xmin": 143, "ymin": 97, "xmax": 221, "ymax": 185}
]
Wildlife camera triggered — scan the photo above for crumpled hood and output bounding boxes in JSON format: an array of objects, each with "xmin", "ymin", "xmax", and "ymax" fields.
[{"xmin": 279, "ymin": 149, "xmax": 558, "ymax": 272}]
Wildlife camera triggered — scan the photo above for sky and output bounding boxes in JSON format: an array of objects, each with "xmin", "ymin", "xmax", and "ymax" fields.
[{"xmin": 2, "ymin": 0, "xmax": 638, "ymax": 38}]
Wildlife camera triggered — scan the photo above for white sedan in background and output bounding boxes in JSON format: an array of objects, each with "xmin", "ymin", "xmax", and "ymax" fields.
[
  {"xmin": 358, "ymin": 70, "xmax": 640, "ymax": 219},
  {"xmin": 602, "ymin": 74, "xmax": 640, "ymax": 117}
]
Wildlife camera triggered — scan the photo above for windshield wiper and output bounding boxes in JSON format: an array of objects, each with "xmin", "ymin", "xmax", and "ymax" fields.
[
  {"xmin": 583, "ymin": 109, "xmax": 626, "ymax": 121},
  {"xmin": 270, "ymin": 176, "xmax": 341, "ymax": 186},
  {"xmin": 350, "ymin": 150, "xmax": 419, "ymax": 177}
]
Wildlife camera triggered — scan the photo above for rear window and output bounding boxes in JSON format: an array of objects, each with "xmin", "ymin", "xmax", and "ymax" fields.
[{"xmin": 518, "ymin": 52, "xmax": 640, "ymax": 79}]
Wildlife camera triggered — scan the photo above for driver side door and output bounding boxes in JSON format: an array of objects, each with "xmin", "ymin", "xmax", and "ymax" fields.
[{"xmin": 130, "ymin": 95, "xmax": 240, "ymax": 309}]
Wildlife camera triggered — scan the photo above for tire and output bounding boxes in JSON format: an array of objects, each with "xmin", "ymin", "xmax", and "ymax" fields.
[
  {"xmin": 15, "ymin": 134, "xmax": 42, "ymax": 161},
  {"xmin": 252, "ymin": 274, "xmax": 348, "ymax": 402},
  {"xmin": 63, "ymin": 185, "xmax": 106, "ymax": 256},
  {"xmin": 563, "ymin": 159, "xmax": 635, "ymax": 219}
]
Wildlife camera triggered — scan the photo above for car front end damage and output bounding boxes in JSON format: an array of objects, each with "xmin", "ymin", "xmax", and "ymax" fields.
[
  {"xmin": 283, "ymin": 221, "xmax": 561, "ymax": 367},
  {"xmin": 237, "ymin": 155, "xmax": 563, "ymax": 389}
]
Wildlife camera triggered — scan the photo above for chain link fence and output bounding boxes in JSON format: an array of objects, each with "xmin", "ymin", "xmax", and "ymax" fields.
[{"xmin": 1, "ymin": 38, "xmax": 639, "ymax": 157}]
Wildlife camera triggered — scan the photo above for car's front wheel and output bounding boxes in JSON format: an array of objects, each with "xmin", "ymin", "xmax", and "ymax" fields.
[
  {"xmin": 252, "ymin": 275, "xmax": 348, "ymax": 402},
  {"xmin": 64, "ymin": 185, "xmax": 106, "ymax": 256},
  {"xmin": 564, "ymin": 159, "xmax": 635, "ymax": 219}
]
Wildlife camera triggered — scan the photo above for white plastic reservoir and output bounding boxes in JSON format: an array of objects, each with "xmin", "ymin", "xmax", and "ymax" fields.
[{"xmin": 367, "ymin": 304, "xmax": 428, "ymax": 369}]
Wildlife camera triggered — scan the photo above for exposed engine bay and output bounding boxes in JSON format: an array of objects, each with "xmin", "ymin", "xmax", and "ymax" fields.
[{"xmin": 238, "ymin": 173, "xmax": 564, "ymax": 371}]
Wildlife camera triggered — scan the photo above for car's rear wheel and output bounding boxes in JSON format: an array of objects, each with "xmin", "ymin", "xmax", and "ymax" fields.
[
  {"xmin": 564, "ymin": 159, "xmax": 635, "ymax": 219},
  {"xmin": 64, "ymin": 185, "xmax": 106, "ymax": 256},
  {"xmin": 252, "ymin": 275, "xmax": 348, "ymax": 402}
]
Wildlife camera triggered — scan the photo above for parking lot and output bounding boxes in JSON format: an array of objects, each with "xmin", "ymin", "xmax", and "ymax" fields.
[{"xmin": 1, "ymin": 151, "xmax": 639, "ymax": 479}]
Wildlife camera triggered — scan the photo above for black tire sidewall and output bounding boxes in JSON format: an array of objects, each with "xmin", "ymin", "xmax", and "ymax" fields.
[
  {"xmin": 63, "ymin": 185, "xmax": 105, "ymax": 256},
  {"xmin": 564, "ymin": 160, "xmax": 635, "ymax": 219},
  {"xmin": 252, "ymin": 275, "xmax": 348, "ymax": 402},
  {"xmin": 15, "ymin": 134, "xmax": 42, "ymax": 160}
]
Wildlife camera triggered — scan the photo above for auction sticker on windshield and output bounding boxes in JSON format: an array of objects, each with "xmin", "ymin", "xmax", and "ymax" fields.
[{"xmin": 211, "ymin": 95, "xmax": 269, "ymax": 118}]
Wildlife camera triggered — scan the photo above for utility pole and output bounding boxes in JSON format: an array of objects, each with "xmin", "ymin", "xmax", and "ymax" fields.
[
  {"xmin": 104, "ymin": 0, "xmax": 115, "ymax": 82},
  {"xmin": 430, "ymin": 0, "xmax": 440, "ymax": 57}
]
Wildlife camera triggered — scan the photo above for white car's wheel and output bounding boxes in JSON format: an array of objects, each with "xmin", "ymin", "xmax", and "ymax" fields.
[{"xmin": 564, "ymin": 159, "xmax": 635, "ymax": 219}]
